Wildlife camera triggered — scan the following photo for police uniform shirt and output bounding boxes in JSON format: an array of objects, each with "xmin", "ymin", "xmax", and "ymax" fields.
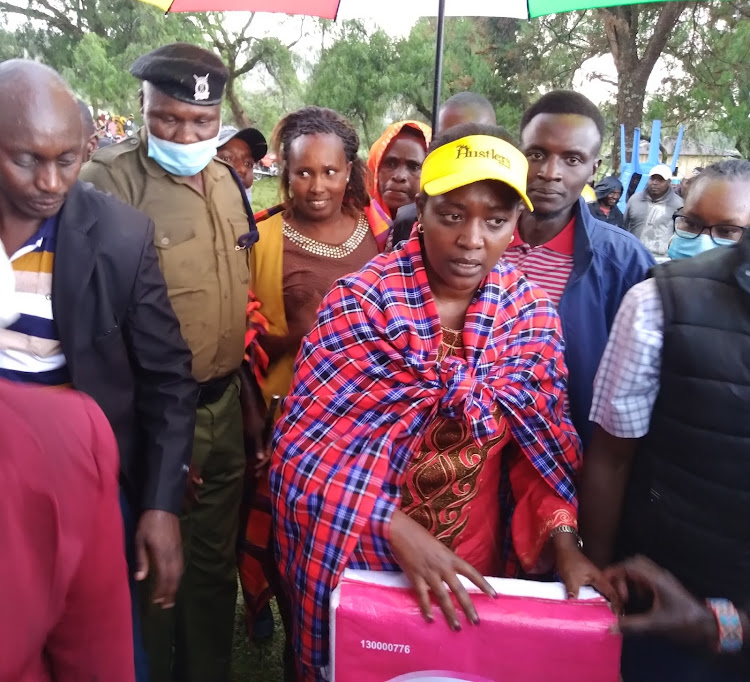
[{"xmin": 79, "ymin": 129, "xmax": 250, "ymax": 384}]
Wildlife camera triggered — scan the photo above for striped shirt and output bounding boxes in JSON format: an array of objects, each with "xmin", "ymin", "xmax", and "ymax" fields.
[
  {"xmin": 0, "ymin": 215, "xmax": 69, "ymax": 386},
  {"xmin": 503, "ymin": 218, "xmax": 576, "ymax": 308}
]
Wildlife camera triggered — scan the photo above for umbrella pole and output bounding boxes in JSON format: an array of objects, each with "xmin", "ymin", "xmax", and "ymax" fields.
[{"xmin": 430, "ymin": 0, "xmax": 446, "ymax": 131}]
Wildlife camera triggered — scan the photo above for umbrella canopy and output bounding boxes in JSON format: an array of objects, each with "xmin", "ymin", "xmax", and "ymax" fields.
[{"xmin": 143, "ymin": 0, "xmax": 681, "ymax": 18}]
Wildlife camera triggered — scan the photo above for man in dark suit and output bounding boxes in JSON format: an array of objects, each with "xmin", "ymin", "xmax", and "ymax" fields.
[{"xmin": 0, "ymin": 59, "xmax": 197, "ymax": 682}]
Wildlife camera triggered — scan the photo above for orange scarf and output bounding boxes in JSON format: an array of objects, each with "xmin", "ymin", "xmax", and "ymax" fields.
[{"xmin": 367, "ymin": 120, "xmax": 432, "ymax": 218}]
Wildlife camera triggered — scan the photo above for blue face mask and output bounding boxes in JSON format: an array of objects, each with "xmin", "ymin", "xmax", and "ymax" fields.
[
  {"xmin": 147, "ymin": 132, "xmax": 220, "ymax": 176},
  {"xmin": 667, "ymin": 229, "xmax": 735, "ymax": 260}
]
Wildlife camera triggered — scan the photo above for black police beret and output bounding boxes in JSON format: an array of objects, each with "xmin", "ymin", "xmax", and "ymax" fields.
[{"xmin": 130, "ymin": 42, "xmax": 228, "ymax": 106}]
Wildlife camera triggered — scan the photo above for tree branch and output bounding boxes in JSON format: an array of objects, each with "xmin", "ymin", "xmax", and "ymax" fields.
[
  {"xmin": 239, "ymin": 11, "xmax": 255, "ymax": 38},
  {"xmin": 639, "ymin": 1, "xmax": 688, "ymax": 76},
  {"xmin": 285, "ymin": 16, "xmax": 305, "ymax": 50},
  {"xmin": 0, "ymin": 1, "xmax": 82, "ymax": 37}
]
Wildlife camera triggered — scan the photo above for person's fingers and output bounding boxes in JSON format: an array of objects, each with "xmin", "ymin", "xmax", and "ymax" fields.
[
  {"xmin": 590, "ymin": 571, "xmax": 623, "ymax": 614},
  {"xmin": 410, "ymin": 575, "xmax": 434, "ymax": 624},
  {"xmin": 444, "ymin": 572, "xmax": 479, "ymax": 625},
  {"xmin": 606, "ymin": 570, "xmax": 630, "ymax": 609},
  {"xmin": 426, "ymin": 573, "xmax": 461, "ymax": 631},
  {"xmin": 618, "ymin": 555, "xmax": 662, "ymax": 587},
  {"xmin": 151, "ymin": 550, "xmax": 182, "ymax": 608},
  {"xmin": 616, "ymin": 611, "xmax": 663, "ymax": 637},
  {"xmin": 160, "ymin": 559, "xmax": 181, "ymax": 608},
  {"xmin": 134, "ymin": 532, "xmax": 149, "ymax": 582},
  {"xmin": 562, "ymin": 566, "xmax": 582, "ymax": 600},
  {"xmin": 455, "ymin": 559, "xmax": 497, "ymax": 599},
  {"xmin": 150, "ymin": 556, "xmax": 167, "ymax": 606}
]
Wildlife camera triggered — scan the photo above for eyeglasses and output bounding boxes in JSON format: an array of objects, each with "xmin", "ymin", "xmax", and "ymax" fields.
[{"xmin": 672, "ymin": 213, "xmax": 749, "ymax": 245}]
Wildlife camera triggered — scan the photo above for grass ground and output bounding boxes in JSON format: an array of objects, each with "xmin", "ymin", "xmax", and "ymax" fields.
[
  {"xmin": 230, "ymin": 594, "xmax": 285, "ymax": 682},
  {"xmin": 251, "ymin": 177, "xmax": 282, "ymax": 215}
]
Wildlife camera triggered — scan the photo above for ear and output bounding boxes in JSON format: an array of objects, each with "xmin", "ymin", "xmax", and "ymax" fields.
[
  {"xmin": 85, "ymin": 134, "xmax": 98, "ymax": 162},
  {"xmin": 415, "ymin": 192, "xmax": 426, "ymax": 223},
  {"xmin": 589, "ymin": 158, "xmax": 602, "ymax": 184},
  {"xmin": 346, "ymin": 160, "xmax": 353, "ymax": 179}
]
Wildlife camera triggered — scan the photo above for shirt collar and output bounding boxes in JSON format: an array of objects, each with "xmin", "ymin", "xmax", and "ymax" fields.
[
  {"xmin": 509, "ymin": 217, "xmax": 576, "ymax": 256},
  {"xmin": 10, "ymin": 214, "xmax": 60, "ymax": 261}
]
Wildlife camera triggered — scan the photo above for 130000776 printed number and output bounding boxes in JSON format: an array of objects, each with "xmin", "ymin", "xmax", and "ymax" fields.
[{"xmin": 360, "ymin": 640, "xmax": 411, "ymax": 654}]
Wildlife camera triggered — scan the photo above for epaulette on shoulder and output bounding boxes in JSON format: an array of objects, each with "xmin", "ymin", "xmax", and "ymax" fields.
[{"xmin": 89, "ymin": 137, "xmax": 141, "ymax": 166}]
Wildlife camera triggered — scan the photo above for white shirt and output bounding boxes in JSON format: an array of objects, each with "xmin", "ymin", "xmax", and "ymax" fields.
[{"xmin": 588, "ymin": 279, "xmax": 664, "ymax": 438}]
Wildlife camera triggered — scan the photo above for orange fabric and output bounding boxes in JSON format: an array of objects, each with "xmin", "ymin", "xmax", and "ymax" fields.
[
  {"xmin": 238, "ymin": 473, "xmax": 274, "ymax": 622},
  {"xmin": 367, "ymin": 120, "xmax": 431, "ymax": 218},
  {"xmin": 239, "ymin": 291, "xmax": 272, "ymax": 630}
]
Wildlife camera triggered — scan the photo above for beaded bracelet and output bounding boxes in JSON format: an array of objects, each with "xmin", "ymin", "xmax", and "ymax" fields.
[{"xmin": 706, "ymin": 598, "xmax": 743, "ymax": 653}]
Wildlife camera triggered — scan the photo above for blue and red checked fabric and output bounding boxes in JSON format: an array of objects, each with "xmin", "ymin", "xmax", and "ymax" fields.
[{"xmin": 269, "ymin": 235, "xmax": 582, "ymax": 681}]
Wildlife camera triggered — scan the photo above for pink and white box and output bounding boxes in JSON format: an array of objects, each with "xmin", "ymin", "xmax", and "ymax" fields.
[{"xmin": 330, "ymin": 570, "xmax": 621, "ymax": 682}]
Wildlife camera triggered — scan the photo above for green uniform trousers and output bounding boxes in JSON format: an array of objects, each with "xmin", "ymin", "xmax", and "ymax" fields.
[{"xmin": 143, "ymin": 377, "xmax": 245, "ymax": 682}]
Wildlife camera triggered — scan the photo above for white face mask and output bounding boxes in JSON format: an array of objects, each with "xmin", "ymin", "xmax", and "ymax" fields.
[
  {"xmin": 147, "ymin": 130, "xmax": 221, "ymax": 177},
  {"xmin": 0, "ymin": 241, "xmax": 19, "ymax": 328}
]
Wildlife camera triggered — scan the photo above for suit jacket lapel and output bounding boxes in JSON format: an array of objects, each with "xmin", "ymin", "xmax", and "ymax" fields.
[{"xmin": 52, "ymin": 182, "xmax": 97, "ymax": 376}]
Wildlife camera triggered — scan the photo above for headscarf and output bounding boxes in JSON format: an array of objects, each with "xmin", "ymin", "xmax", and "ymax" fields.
[
  {"xmin": 367, "ymin": 120, "xmax": 432, "ymax": 218},
  {"xmin": 594, "ymin": 176, "xmax": 624, "ymax": 201}
]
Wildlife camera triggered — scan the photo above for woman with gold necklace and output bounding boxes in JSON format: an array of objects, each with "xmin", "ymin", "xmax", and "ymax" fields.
[{"xmin": 250, "ymin": 106, "xmax": 389, "ymax": 409}]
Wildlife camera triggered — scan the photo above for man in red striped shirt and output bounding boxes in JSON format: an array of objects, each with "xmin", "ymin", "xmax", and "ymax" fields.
[{"xmin": 504, "ymin": 91, "xmax": 655, "ymax": 447}]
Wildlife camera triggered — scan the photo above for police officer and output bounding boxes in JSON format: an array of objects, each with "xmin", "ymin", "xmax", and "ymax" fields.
[{"xmin": 80, "ymin": 43, "xmax": 254, "ymax": 682}]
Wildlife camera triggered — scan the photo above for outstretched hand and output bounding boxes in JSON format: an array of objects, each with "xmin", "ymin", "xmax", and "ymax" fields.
[
  {"xmin": 605, "ymin": 555, "xmax": 718, "ymax": 648},
  {"xmin": 389, "ymin": 509, "xmax": 496, "ymax": 631}
]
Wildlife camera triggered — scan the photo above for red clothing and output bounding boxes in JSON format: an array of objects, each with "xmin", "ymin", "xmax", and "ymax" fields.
[
  {"xmin": 399, "ymin": 334, "xmax": 577, "ymax": 577},
  {"xmin": 0, "ymin": 380, "xmax": 134, "ymax": 682},
  {"xmin": 504, "ymin": 218, "xmax": 576, "ymax": 308},
  {"xmin": 271, "ymin": 235, "xmax": 581, "ymax": 680}
]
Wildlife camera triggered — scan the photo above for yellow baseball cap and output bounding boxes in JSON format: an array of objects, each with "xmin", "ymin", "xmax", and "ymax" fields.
[{"xmin": 420, "ymin": 135, "xmax": 533, "ymax": 211}]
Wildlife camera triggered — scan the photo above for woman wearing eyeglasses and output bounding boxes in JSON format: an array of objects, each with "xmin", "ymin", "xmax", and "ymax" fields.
[{"xmin": 580, "ymin": 159, "xmax": 750, "ymax": 682}]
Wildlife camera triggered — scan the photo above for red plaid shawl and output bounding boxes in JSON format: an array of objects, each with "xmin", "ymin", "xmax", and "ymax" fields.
[{"xmin": 270, "ymin": 235, "xmax": 582, "ymax": 680}]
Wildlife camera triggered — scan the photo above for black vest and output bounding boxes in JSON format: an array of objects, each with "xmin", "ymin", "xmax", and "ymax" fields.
[{"xmin": 619, "ymin": 241, "xmax": 750, "ymax": 605}]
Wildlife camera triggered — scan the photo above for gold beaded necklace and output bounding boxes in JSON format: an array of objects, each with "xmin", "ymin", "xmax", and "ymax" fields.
[{"xmin": 282, "ymin": 213, "xmax": 369, "ymax": 259}]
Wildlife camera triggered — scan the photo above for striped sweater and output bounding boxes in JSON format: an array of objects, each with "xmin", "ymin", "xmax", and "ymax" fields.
[{"xmin": 0, "ymin": 215, "xmax": 69, "ymax": 387}]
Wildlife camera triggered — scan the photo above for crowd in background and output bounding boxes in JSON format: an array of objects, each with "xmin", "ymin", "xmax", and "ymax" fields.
[{"xmin": 1, "ymin": 38, "xmax": 750, "ymax": 682}]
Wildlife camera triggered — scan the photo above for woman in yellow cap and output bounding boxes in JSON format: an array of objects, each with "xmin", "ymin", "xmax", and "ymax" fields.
[{"xmin": 270, "ymin": 123, "xmax": 615, "ymax": 682}]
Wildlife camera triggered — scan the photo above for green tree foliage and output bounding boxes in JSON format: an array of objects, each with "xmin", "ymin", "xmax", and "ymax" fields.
[
  {"xmin": 658, "ymin": 0, "xmax": 750, "ymax": 157},
  {"xmin": 0, "ymin": 28, "xmax": 20, "ymax": 61},
  {"xmin": 0, "ymin": 0, "xmax": 205, "ymax": 113},
  {"xmin": 197, "ymin": 12, "xmax": 305, "ymax": 128},
  {"xmin": 0, "ymin": 1, "xmax": 302, "ymax": 127},
  {"xmin": 306, "ymin": 21, "xmax": 397, "ymax": 147},
  {"xmin": 393, "ymin": 18, "xmax": 504, "ymax": 123}
]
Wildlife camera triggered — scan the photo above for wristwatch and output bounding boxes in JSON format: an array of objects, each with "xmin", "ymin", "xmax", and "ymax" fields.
[{"xmin": 549, "ymin": 524, "xmax": 583, "ymax": 549}]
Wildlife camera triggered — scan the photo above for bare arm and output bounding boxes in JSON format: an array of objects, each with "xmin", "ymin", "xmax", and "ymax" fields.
[
  {"xmin": 579, "ymin": 424, "xmax": 639, "ymax": 569},
  {"xmin": 257, "ymin": 332, "xmax": 305, "ymax": 364}
]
